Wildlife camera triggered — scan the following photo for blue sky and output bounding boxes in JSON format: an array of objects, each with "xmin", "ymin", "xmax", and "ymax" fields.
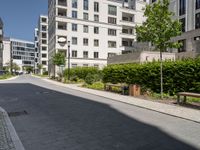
[{"xmin": 0, "ymin": 0, "xmax": 47, "ymax": 42}]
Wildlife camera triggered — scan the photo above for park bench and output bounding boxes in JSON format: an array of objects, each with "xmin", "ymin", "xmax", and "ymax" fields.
[
  {"xmin": 104, "ymin": 83, "xmax": 129, "ymax": 95},
  {"xmin": 177, "ymin": 92, "xmax": 200, "ymax": 104}
]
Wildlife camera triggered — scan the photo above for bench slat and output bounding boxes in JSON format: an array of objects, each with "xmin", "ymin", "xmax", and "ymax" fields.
[{"xmin": 178, "ymin": 92, "xmax": 200, "ymax": 98}]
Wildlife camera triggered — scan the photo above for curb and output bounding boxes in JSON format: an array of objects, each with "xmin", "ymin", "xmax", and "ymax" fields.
[
  {"xmin": 0, "ymin": 107, "xmax": 25, "ymax": 150},
  {"xmin": 42, "ymin": 78, "xmax": 200, "ymax": 124},
  {"xmin": 0, "ymin": 76, "xmax": 19, "ymax": 82}
]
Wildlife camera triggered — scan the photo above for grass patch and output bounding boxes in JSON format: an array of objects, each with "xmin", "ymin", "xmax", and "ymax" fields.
[
  {"xmin": 83, "ymin": 82, "xmax": 104, "ymax": 90},
  {"xmin": 0, "ymin": 74, "xmax": 14, "ymax": 80},
  {"xmin": 34, "ymin": 74, "xmax": 49, "ymax": 78}
]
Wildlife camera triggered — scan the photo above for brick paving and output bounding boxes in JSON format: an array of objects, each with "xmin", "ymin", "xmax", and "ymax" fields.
[{"xmin": 0, "ymin": 112, "xmax": 15, "ymax": 150}]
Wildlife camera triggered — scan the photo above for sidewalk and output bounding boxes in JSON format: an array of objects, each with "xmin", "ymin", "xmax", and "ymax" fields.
[
  {"xmin": 0, "ymin": 107, "xmax": 25, "ymax": 150},
  {"xmin": 43, "ymin": 78, "xmax": 200, "ymax": 123}
]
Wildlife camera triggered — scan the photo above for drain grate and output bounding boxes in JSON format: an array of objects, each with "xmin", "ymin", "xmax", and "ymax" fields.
[{"xmin": 8, "ymin": 110, "xmax": 28, "ymax": 117}]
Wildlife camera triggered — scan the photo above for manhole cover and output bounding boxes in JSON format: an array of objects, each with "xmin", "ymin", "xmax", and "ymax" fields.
[{"xmin": 8, "ymin": 110, "xmax": 28, "ymax": 117}]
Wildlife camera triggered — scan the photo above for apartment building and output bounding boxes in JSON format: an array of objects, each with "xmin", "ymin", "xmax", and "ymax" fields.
[
  {"xmin": 48, "ymin": 0, "xmax": 147, "ymax": 76},
  {"xmin": 0, "ymin": 18, "xmax": 3, "ymax": 70},
  {"xmin": 6, "ymin": 38, "xmax": 35, "ymax": 72},
  {"xmin": 150, "ymin": 0, "xmax": 200, "ymax": 54},
  {"xmin": 36, "ymin": 15, "xmax": 49, "ymax": 73}
]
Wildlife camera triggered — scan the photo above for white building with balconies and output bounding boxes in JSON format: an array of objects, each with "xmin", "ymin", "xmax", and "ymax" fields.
[{"xmin": 48, "ymin": 0, "xmax": 147, "ymax": 76}]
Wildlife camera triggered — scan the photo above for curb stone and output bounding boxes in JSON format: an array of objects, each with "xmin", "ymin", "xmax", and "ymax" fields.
[{"xmin": 0, "ymin": 107, "xmax": 25, "ymax": 150}]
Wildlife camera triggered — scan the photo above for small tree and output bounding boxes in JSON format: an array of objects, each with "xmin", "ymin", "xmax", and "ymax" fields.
[
  {"xmin": 5, "ymin": 62, "xmax": 20, "ymax": 73},
  {"xmin": 52, "ymin": 52, "xmax": 66, "ymax": 77},
  {"xmin": 136, "ymin": 0, "xmax": 182, "ymax": 98},
  {"xmin": 37, "ymin": 64, "xmax": 43, "ymax": 75}
]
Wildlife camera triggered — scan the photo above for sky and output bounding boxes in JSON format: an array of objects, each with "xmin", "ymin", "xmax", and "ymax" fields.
[{"xmin": 0, "ymin": 0, "xmax": 48, "ymax": 42}]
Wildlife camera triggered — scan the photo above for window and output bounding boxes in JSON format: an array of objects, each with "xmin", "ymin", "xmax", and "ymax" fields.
[
  {"xmin": 83, "ymin": 38, "xmax": 89, "ymax": 46},
  {"xmin": 179, "ymin": 0, "xmax": 186, "ymax": 16},
  {"xmin": 180, "ymin": 18, "xmax": 185, "ymax": 32},
  {"xmin": 84, "ymin": 0, "xmax": 89, "ymax": 10},
  {"xmin": 108, "ymin": 41, "xmax": 116, "ymax": 48},
  {"xmin": 72, "ymin": 0, "xmax": 77, "ymax": 8},
  {"xmin": 178, "ymin": 40, "xmax": 186, "ymax": 52},
  {"xmin": 108, "ymin": 5, "xmax": 117, "ymax": 16},
  {"xmin": 42, "ymin": 54, "xmax": 47, "ymax": 58},
  {"xmin": 94, "ymin": 27, "xmax": 99, "ymax": 34},
  {"xmin": 42, "ymin": 40, "xmax": 47, "ymax": 44},
  {"xmin": 83, "ymin": 25, "xmax": 89, "ymax": 33},
  {"xmin": 72, "ymin": 11, "xmax": 77, "ymax": 18},
  {"xmin": 72, "ymin": 50, "xmax": 77, "ymax": 58},
  {"xmin": 42, "ymin": 18, "xmax": 47, "ymax": 23},
  {"xmin": 72, "ymin": 64, "xmax": 77, "ymax": 68},
  {"xmin": 72, "ymin": 23, "xmax": 78, "ymax": 31},
  {"xmin": 83, "ymin": 13, "xmax": 89, "ymax": 20},
  {"xmin": 42, "ymin": 46, "xmax": 47, "ymax": 51},
  {"xmin": 108, "ymin": 53, "xmax": 116, "ymax": 58},
  {"xmin": 197, "ymin": 0, "xmax": 200, "ymax": 9},
  {"xmin": 94, "ymin": 39, "xmax": 99, "ymax": 47},
  {"xmin": 94, "ymin": 2, "xmax": 99, "ymax": 12},
  {"xmin": 42, "ymin": 33, "xmax": 47, "ymax": 38},
  {"xmin": 108, "ymin": 17, "xmax": 117, "ymax": 24},
  {"xmin": 108, "ymin": 29, "xmax": 116, "ymax": 36},
  {"xmin": 72, "ymin": 37, "xmax": 78, "ymax": 45},
  {"xmin": 42, "ymin": 25, "xmax": 47, "ymax": 31},
  {"xmin": 42, "ymin": 61, "xmax": 47, "ymax": 65},
  {"xmin": 94, "ymin": 14, "xmax": 99, "ymax": 22},
  {"xmin": 83, "ymin": 51, "xmax": 88, "ymax": 58},
  {"xmin": 83, "ymin": 64, "xmax": 88, "ymax": 67},
  {"xmin": 94, "ymin": 52, "xmax": 99, "ymax": 59},
  {"xmin": 196, "ymin": 13, "xmax": 200, "ymax": 29}
]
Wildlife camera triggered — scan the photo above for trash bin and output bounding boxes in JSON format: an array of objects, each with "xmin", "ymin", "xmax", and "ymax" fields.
[{"xmin": 129, "ymin": 84, "xmax": 141, "ymax": 96}]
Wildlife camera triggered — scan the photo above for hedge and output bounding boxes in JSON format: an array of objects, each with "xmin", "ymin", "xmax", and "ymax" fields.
[
  {"xmin": 102, "ymin": 58, "xmax": 200, "ymax": 95},
  {"xmin": 63, "ymin": 67, "xmax": 102, "ymax": 81}
]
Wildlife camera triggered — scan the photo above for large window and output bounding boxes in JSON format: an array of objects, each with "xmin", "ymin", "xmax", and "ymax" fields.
[
  {"xmin": 196, "ymin": 12, "xmax": 200, "ymax": 29},
  {"xmin": 108, "ymin": 41, "xmax": 116, "ymax": 48},
  {"xmin": 83, "ymin": 25, "xmax": 89, "ymax": 33},
  {"xmin": 179, "ymin": 0, "xmax": 186, "ymax": 16},
  {"xmin": 94, "ymin": 2, "xmax": 99, "ymax": 12},
  {"xmin": 196, "ymin": 0, "xmax": 200, "ymax": 9},
  {"xmin": 72, "ymin": 23, "xmax": 78, "ymax": 31},
  {"xmin": 72, "ymin": 37, "xmax": 78, "ymax": 45},
  {"xmin": 94, "ymin": 27, "xmax": 99, "ymax": 34},
  {"xmin": 83, "ymin": 38, "xmax": 89, "ymax": 46},
  {"xmin": 94, "ymin": 52, "xmax": 99, "ymax": 59},
  {"xmin": 108, "ymin": 17, "xmax": 117, "ymax": 24},
  {"xmin": 108, "ymin": 29, "xmax": 116, "ymax": 36},
  {"xmin": 83, "ymin": 13, "xmax": 89, "ymax": 20},
  {"xmin": 72, "ymin": 50, "xmax": 77, "ymax": 58},
  {"xmin": 108, "ymin": 5, "xmax": 117, "ymax": 16},
  {"xmin": 83, "ymin": 51, "xmax": 88, "ymax": 58},
  {"xmin": 72, "ymin": 11, "xmax": 77, "ymax": 18},
  {"xmin": 84, "ymin": 0, "xmax": 89, "ymax": 10},
  {"xmin": 180, "ymin": 18, "xmax": 185, "ymax": 32},
  {"xmin": 72, "ymin": 0, "xmax": 77, "ymax": 8}
]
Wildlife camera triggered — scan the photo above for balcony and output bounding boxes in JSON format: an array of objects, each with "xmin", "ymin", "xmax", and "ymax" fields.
[
  {"xmin": 58, "ymin": 0, "xmax": 67, "ymax": 7},
  {"xmin": 57, "ymin": 8, "xmax": 67, "ymax": 17}
]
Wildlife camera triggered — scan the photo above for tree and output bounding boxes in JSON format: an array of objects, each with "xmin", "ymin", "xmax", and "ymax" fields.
[
  {"xmin": 37, "ymin": 64, "xmax": 43, "ymax": 75},
  {"xmin": 23, "ymin": 66, "xmax": 33, "ymax": 73},
  {"xmin": 52, "ymin": 52, "xmax": 66, "ymax": 66},
  {"xmin": 5, "ymin": 62, "xmax": 20, "ymax": 73},
  {"xmin": 52, "ymin": 52, "xmax": 66, "ymax": 77},
  {"xmin": 136, "ymin": 0, "xmax": 182, "ymax": 98}
]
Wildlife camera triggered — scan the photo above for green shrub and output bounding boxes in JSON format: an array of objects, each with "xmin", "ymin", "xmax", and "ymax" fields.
[
  {"xmin": 84, "ymin": 82, "xmax": 104, "ymax": 90},
  {"xmin": 43, "ymin": 71, "xmax": 48, "ymax": 75},
  {"xmin": 85, "ymin": 73, "xmax": 101, "ymax": 85},
  {"xmin": 64, "ymin": 67, "xmax": 101, "ymax": 81},
  {"xmin": 103, "ymin": 58, "xmax": 200, "ymax": 95}
]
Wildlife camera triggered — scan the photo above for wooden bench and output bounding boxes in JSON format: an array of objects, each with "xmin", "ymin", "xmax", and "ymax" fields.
[
  {"xmin": 104, "ymin": 83, "xmax": 129, "ymax": 95},
  {"xmin": 177, "ymin": 92, "xmax": 200, "ymax": 104}
]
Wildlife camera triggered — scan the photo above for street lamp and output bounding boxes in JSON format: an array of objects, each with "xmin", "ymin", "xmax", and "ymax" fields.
[{"xmin": 67, "ymin": 41, "xmax": 70, "ymax": 81}]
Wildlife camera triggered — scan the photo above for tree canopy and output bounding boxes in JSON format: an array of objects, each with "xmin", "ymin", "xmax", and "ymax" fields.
[
  {"xmin": 136, "ymin": 0, "xmax": 182, "ymax": 52},
  {"xmin": 52, "ymin": 52, "xmax": 66, "ymax": 66}
]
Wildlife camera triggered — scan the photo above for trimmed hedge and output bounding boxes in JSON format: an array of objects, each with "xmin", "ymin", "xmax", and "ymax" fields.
[
  {"xmin": 64, "ymin": 67, "xmax": 102, "ymax": 81},
  {"xmin": 103, "ymin": 58, "xmax": 200, "ymax": 95}
]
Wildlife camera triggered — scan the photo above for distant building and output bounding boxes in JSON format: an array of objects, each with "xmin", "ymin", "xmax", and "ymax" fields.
[
  {"xmin": 150, "ymin": 0, "xmax": 200, "ymax": 56},
  {"xmin": 3, "ymin": 38, "xmax": 35, "ymax": 72},
  {"xmin": 0, "ymin": 17, "xmax": 3, "ymax": 70},
  {"xmin": 36, "ymin": 15, "xmax": 48, "ymax": 73},
  {"xmin": 34, "ymin": 28, "xmax": 39, "ymax": 73},
  {"xmin": 48, "ymin": 0, "xmax": 147, "ymax": 76}
]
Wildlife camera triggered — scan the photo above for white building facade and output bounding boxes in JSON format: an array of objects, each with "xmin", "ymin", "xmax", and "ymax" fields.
[
  {"xmin": 37, "ymin": 15, "xmax": 49, "ymax": 73},
  {"xmin": 48, "ymin": 0, "xmax": 147, "ymax": 76}
]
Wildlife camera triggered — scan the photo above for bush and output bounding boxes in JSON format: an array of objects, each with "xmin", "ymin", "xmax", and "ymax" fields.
[
  {"xmin": 103, "ymin": 58, "xmax": 200, "ymax": 95},
  {"xmin": 85, "ymin": 73, "xmax": 101, "ymax": 85},
  {"xmin": 43, "ymin": 71, "xmax": 48, "ymax": 75},
  {"xmin": 63, "ymin": 67, "xmax": 101, "ymax": 81}
]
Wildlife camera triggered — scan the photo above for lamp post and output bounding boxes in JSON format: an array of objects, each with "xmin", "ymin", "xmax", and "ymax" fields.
[{"xmin": 67, "ymin": 41, "xmax": 70, "ymax": 81}]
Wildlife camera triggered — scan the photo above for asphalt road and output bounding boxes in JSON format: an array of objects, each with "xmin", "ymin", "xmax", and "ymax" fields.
[{"xmin": 0, "ymin": 75, "xmax": 200, "ymax": 150}]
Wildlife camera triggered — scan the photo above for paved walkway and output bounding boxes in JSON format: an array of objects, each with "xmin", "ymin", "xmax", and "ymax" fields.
[
  {"xmin": 0, "ymin": 107, "xmax": 25, "ymax": 150},
  {"xmin": 43, "ymin": 78, "xmax": 200, "ymax": 123}
]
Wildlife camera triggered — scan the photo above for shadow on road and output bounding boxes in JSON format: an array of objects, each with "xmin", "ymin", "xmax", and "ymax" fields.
[{"xmin": 0, "ymin": 83, "xmax": 198, "ymax": 150}]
